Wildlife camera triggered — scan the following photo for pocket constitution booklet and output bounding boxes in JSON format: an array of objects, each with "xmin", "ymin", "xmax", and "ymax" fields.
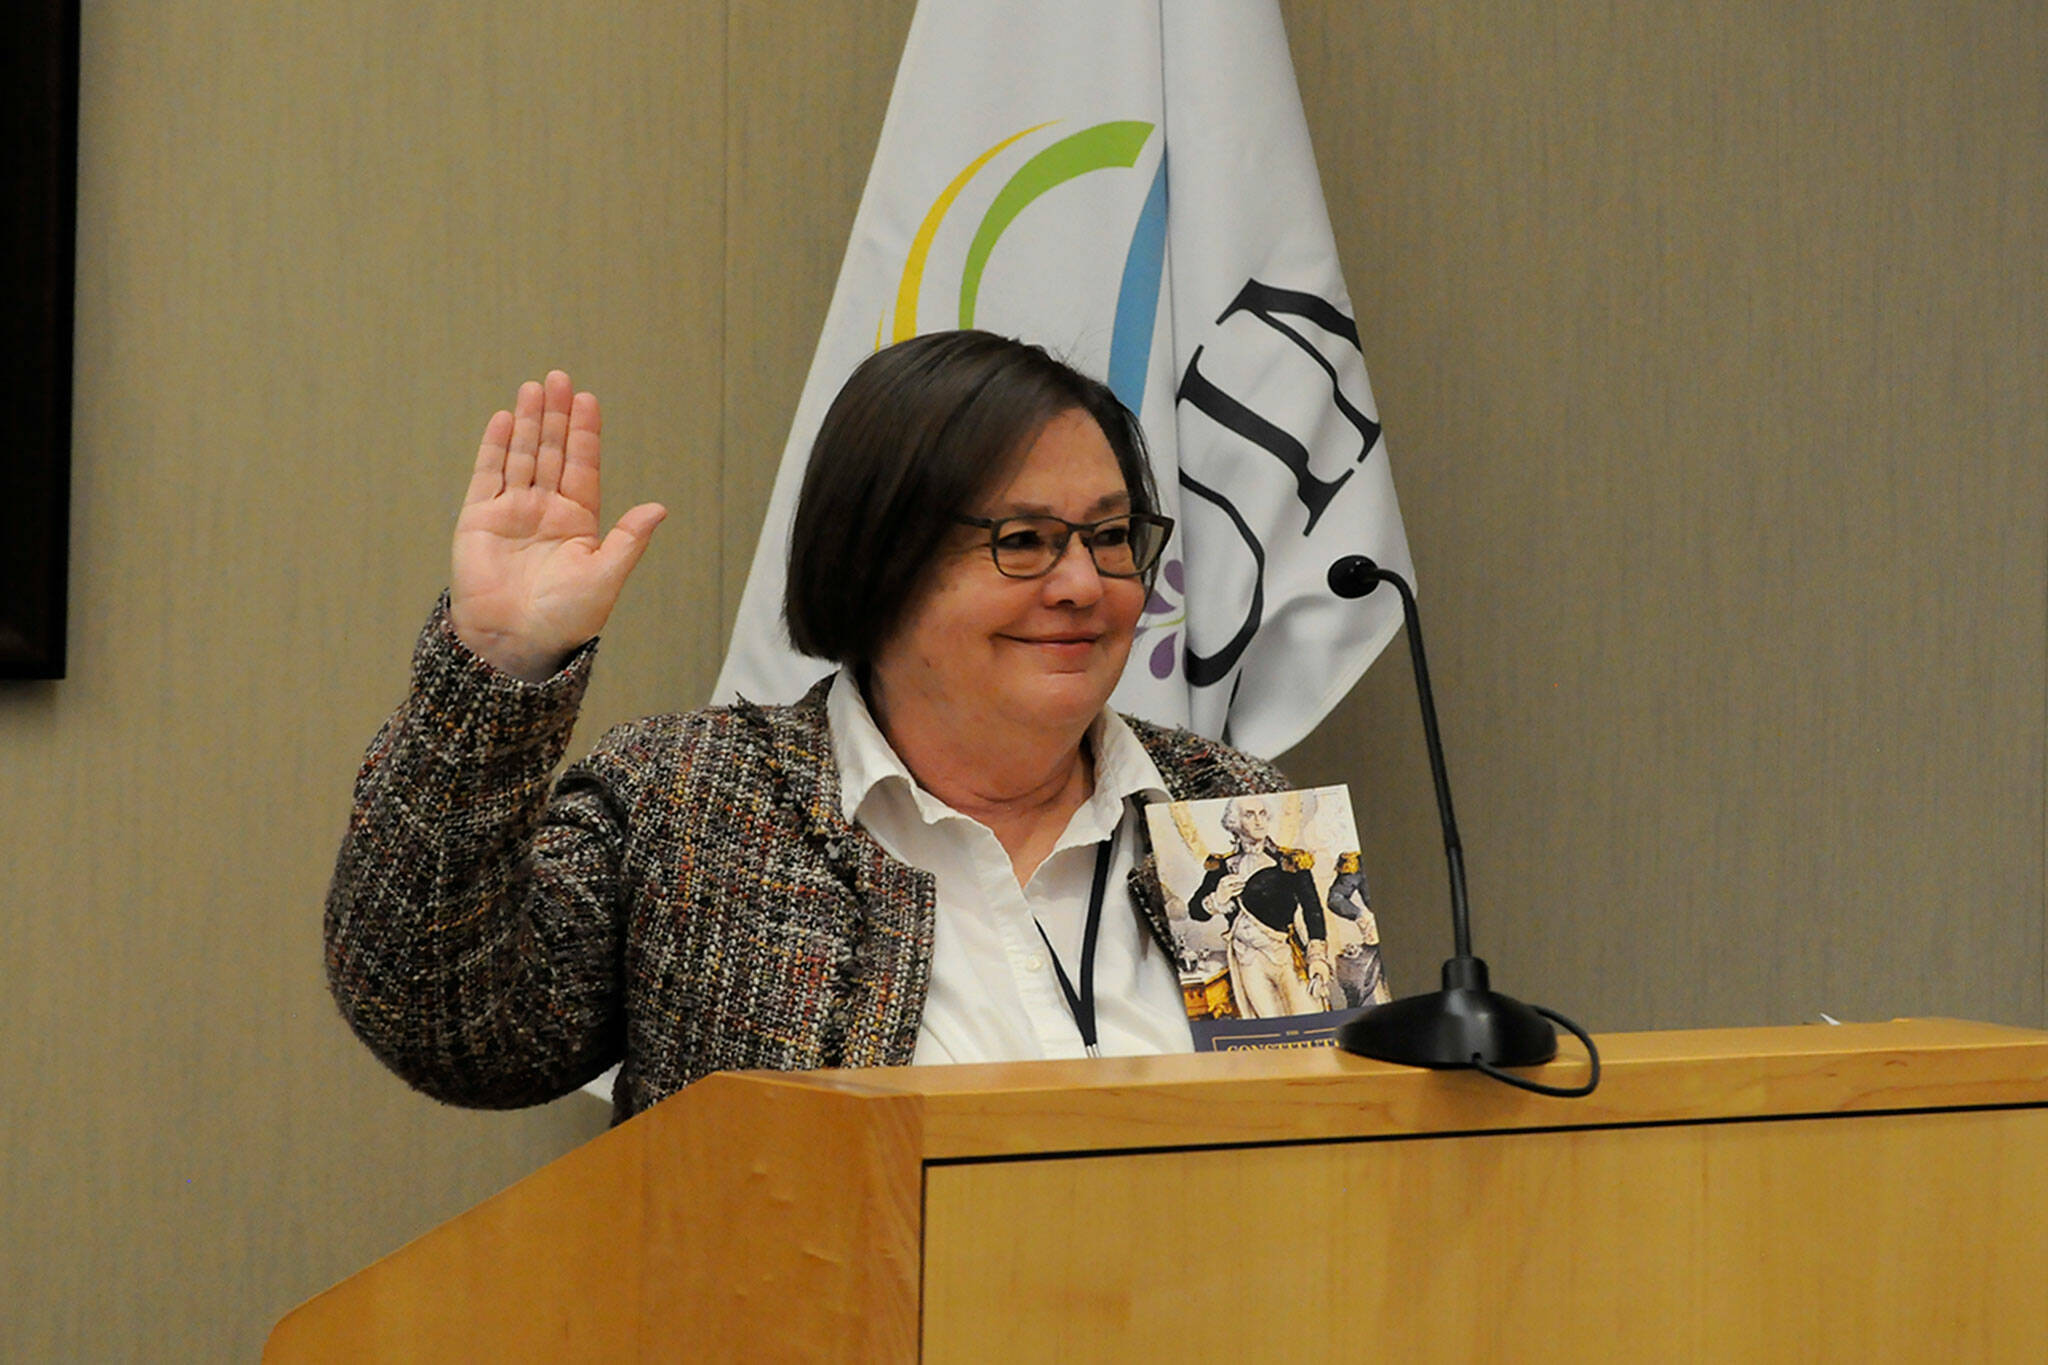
[{"xmin": 1144, "ymin": 785, "xmax": 1391, "ymax": 1051}]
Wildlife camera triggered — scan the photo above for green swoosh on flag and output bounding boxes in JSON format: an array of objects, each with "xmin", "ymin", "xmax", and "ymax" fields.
[{"xmin": 958, "ymin": 120, "xmax": 1156, "ymax": 328}]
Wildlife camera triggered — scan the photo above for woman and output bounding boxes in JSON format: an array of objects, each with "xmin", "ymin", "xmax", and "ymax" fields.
[
  {"xmin": 326, "ymin": 331, "xmax": 1289, "ymax": 1122},
  {"xmin": 1186, "ymin": 795, "xmax": 1332, "ymax": 1018}
]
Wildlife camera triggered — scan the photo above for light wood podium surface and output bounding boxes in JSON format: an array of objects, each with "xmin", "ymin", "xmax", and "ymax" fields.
[{"xmin": 267, "ymin": 1019, "xmax": 2048, "ymax": 1361}]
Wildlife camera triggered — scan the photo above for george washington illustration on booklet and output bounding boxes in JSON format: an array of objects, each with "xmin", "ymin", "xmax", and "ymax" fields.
[{"xmin": 1146, "ymin": 786, "xmax": 1391, "ymax": 1050}]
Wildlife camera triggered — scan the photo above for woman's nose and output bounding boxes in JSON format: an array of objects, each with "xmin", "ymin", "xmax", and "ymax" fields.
[{"xmin": 1039, "ymin": 533, "xmax": 1105, "ymax": 604}]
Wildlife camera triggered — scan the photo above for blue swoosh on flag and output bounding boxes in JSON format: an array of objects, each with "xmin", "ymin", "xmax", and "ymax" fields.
[{"xmin": 1106, "ymin": 153, "xmax": 1168, "ymax": 413}]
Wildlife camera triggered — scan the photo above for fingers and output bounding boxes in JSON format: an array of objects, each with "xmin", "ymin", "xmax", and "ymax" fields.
[
  {"xmin": 463, "ymin": 409, "xmax": 515, "ymax": 506},
  {"xmin": 503, "ymin": 379, "xmax": 544, "ymax": 489},
  {"xmin": 534, "ymin": 370, "xmax": 574, "ymax": 493},
  {"xmin": 466, "ymin": 371, "xmax": 600, "ymax": 511},
  {"xmin": 557, "ymin": 388, "xmax": 605, "ymax": 512}
]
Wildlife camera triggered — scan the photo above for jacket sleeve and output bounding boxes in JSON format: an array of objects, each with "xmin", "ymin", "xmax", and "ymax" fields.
[
  {"xmin": 323, "ymin": 599, "xmax": 629, "ymax": 1109},
  {"xmin": 1187, "ymin": 857, "xmax": 1230, "ymax": 921},
  {"xmin": 1291, "ymin": 867, "xmax": 1327, "ymax": 943}
]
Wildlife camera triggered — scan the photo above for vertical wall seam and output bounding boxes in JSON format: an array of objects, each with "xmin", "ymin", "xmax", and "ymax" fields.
[{"xmin": 716, "ymin": 0, "xmax": 734, "ymax": 657}]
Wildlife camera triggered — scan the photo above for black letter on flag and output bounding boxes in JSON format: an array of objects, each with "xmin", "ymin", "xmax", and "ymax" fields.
[
  {"xmin": 1176, "ymin": 279, "xmax": 1384, "ymax": 535},
  {"xmin": 1176, "ymin": 469, "xmax": 1267, "ymax": 688}
]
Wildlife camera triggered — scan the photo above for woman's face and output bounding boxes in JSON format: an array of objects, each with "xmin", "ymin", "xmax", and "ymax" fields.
[{"xmin": 867, "ymin": 407, "xmax": 1146, "ymax": 751}]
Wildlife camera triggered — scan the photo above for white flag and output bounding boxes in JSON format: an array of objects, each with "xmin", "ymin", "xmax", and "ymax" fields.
[{"xmin": 713, "ymin": 0, "xmax": 1410, "ymax": 759}]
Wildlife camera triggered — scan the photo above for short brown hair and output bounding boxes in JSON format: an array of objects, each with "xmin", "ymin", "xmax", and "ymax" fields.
[{"xmin": 783, "ymin": 330, "xmax": 1158, "ymax": 665}]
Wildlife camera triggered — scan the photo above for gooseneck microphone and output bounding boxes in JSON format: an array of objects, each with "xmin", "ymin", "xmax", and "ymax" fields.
[{"xmin": 1326, "ymin": 556, "xmax": 1598, "ymax": 1097}]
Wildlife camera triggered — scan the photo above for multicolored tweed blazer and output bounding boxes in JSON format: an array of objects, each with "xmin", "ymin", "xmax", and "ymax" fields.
[{"xmin": 326, "ymin": 604, "xmax": 1290, "ymax": 1122}]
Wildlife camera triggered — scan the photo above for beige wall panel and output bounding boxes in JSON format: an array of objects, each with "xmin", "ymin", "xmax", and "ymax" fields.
[
  {"xmin": 1279, "ymin": 1, "xmax": 2046, "ymax": 1032},
  {"xmin": 719, "ymin": 0, "xmax": 918, "ymax": 639},
  {"xmin": 1, "ymin": 2, "xmax": 723, "ymax": 1359}
]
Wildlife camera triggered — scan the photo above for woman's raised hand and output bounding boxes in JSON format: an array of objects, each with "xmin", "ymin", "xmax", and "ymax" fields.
[{"xmin": 449, "ymin": 371, "xmax": 667, "ymax": 682}]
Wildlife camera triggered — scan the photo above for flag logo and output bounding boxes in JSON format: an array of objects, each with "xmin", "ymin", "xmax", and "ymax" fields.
[
  {"xmin": 888, "ymin": 119, "xmax": 1168, "ymax": 420},
  {"xmin": 715, "ymin": 0, "xmax": 1410, "ymax": 760}
]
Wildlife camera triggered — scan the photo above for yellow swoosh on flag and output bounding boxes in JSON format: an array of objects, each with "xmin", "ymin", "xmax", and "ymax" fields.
[{"xmin": 890, "ymin": 123, "xmax": 1056, "ymax": 344}]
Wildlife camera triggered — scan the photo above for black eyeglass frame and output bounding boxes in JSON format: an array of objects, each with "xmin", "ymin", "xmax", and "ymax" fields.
[{"xmin": 955, "ymin": 511, "xmax": 1176, "ymax": 580}]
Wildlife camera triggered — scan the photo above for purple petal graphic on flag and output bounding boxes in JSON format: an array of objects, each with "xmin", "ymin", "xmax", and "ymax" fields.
[{"xmin": 1135, "ymin": 556, "xmax": 1185, "ymax": 680}]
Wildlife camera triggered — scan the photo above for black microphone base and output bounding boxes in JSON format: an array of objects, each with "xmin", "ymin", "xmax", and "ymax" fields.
[{"xmin": 1336, "ymin": 955, "xmax": 1557, "ymax": 1069}]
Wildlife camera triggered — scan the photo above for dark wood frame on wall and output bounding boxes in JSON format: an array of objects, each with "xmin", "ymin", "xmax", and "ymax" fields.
[{"xmin": 3, "ymin": 0, "xmax": 80, "ymax": 679}]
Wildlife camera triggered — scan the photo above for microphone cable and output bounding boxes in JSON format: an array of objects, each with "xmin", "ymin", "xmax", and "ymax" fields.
[{"xmin": 1470, "ymin": 1006, "xmax": 1601, "ymax": 1097}]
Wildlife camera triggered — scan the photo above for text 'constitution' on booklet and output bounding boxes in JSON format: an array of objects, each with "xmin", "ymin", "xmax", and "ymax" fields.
[{"xmin": 1144, "ymin": 785, "xmax": 1391, "ymax": 1052}]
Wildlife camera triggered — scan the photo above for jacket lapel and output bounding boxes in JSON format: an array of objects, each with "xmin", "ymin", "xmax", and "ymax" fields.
[{"xmin": 748, "ymin": 680, "xmax": 935, "ymax": 1069}]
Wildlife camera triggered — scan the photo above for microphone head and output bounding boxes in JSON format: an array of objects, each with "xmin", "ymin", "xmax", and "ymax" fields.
[{"xmin": 1327, "ymin": 555, "xmax": 1383, "ymax": 599}]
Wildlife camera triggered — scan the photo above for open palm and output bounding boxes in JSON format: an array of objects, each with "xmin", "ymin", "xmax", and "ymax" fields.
[{"xmin": 450, "ymin": 370, "xmax": 666, "ymax": 682}]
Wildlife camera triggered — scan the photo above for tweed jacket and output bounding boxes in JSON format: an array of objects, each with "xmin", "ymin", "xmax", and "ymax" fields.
[{"xmin": 326, "ymin": 604, "xmax": 1291, "ymax": 1122}]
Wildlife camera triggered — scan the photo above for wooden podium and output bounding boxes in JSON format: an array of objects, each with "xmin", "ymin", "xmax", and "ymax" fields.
[{"xmin": 267, "ymin": 1019, "xmax": 2048, "ymax": 1361}]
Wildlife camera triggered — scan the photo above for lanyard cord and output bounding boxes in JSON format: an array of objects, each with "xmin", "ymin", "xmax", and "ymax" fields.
[{"xmin": 1033, "ymin": 830, "xmax": 1115, "ymax": 1058}]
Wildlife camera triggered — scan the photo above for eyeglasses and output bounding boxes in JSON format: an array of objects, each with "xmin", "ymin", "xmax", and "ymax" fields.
[{"xmin": 956, "ymin": 512, "xmax": 1175, "ymax": 580}]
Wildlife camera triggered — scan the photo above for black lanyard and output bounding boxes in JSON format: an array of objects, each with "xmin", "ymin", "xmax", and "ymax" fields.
[{"xmin": 1033, "ymin": 831, "xmax": 1116, "ymax": 1058}]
